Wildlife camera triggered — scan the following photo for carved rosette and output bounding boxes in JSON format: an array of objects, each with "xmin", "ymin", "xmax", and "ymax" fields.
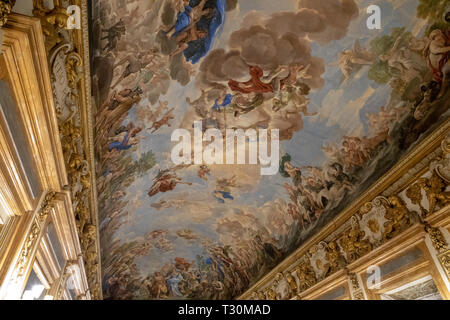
[{"xmin": 0, "ymin": 0, "xmax": 15, "ymax": 27}]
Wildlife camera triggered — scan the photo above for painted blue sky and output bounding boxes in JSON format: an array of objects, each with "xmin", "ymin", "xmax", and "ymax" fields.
[{"xmin": 108, "ymin": 0, "xmax": 427, "ymax": 274}]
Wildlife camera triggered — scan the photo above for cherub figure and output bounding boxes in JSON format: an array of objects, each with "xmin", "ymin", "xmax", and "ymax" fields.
[
  {"xmin": 197, "ymin": 165, "xmax": 211, "ymax": 181},
  {"xmin": 380, "ymin": 35, "xmax": 417, "ymax": 73},
  {"xmin": 213, "ymin": 176, "xmax": 240, "ymax": 203},
  {"xmin": 339, "ymin": 217, "xmax": 372, "ymax": 263},
  {"xmin": 170, "ymin": 26, "xmax": 209, "ymax": 58},
  {"xmin": 324, "ymin": 241, "xmax": 345, "ymax": 276},
  {"xmin": 382, "ymin": 196, "xmax": 412, "ymax": 240},
  {"xmin": 148, "ymin": 108, "xmax": 175, "ymax": 133},
  {"xmin": 285, "ymin": 273, "xmax": 298, "ymax": 298},
  {"xmin": 295, "ymin": 260, "xmax": 316, "ymax": 292},
  {"xmin": 148, "ymin": 169, "xmax": 192, "ymax": 198},
  {"xmin": 330, "ymin": 40, "xmax": 375, "ymax": 81},
  {"xmin": 418, "ymin": 172, "xmax": 450, "ymax": 216}
]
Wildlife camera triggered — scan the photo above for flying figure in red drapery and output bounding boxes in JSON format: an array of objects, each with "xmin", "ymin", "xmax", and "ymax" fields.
[{"xmin": 228, "ymin": 66, "xmax": 274, "ymax": 94}]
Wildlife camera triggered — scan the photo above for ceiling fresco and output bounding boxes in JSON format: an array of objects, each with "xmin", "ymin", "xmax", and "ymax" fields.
[{"xmin": 90, "ymin": 0, "xmax": 450, "ymax": 299}]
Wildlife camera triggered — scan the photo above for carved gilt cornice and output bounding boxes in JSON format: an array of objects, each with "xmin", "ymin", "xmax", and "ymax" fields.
[
  {"xmin": 241, "ymin": 123, "xmax": 450, "ymax": 300},
  {"xmin": 32, "ymin": 0, "xmax": 101, "ymax": 299}
]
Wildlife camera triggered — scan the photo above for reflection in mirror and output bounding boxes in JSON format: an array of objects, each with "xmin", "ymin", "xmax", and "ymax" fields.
[
  {"xmin": 0, "ymin": 80, "xmax": 41, "ymax": 198},
  {"xmin": 46, "ymin": 223, "xmax": 65, "ymax": 269},
  {"xmin": 0, "ymin": 200, "xmax": 9, "ymax": 234},
  {"xmin": 67, "ymin": 285, "xmax": 77, "ymax": 300},
  {"xmin": 380, "ymin": 276, "xmax": 443, "ymax": 300},
  {"xmin": 21, "ymin": 269, "xmax": 47, "ymax": 300}
]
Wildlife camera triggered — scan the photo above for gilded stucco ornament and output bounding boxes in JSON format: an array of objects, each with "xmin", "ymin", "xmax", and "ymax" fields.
[
  {"xmin": 382, "ymin": 196, "xmax": 414, "ymax": 240},
  {"xmin": 431, "ymin": 134, "xmax": 450, "ymax": 183},
  {"xmin": 324, "ymin": 240, "xmax": 346, "ymax": 276},
  {"xmin": 0, "ymin": 0, "xmax": 15, "ymax": 27},
  {"xmin": 347, "ymin": 272, "xmax": 364, "ymax": 300},
  {"xmin": 17, "ymin": 192, "xmax": 57, "ymax": 277},
  {"xmin": 241, "ymin": 129, "xmax": 450, "ymax": 300},
  {"xmin": 295, "ymin": 258, "xmax": 317, "ymax": 292},
  {"xmin": 424, "ymin": 223, "xmax": 450, "ymax": 279},
  {"xmin": 32, "ymin": 0, "xmax": 101, "ymax": 299},
  {"xmin": 339, "ymin": 216, "xmax": 372, "ymax": 263},
  {"xmin": 417, "ymin": 172, "xmax": 450, "ymax": 216},
  {"xmin": 270, "ymin": 272, "xmax": 290, "ymax": 299},
  {"xmin": 32, "ymin": 0, "xmax": 69, "ymax": 52},
  {"xmin": 438, "ymin": 251, "xmax": 449, "ymax": 278},
  {"xmin": 425, "ymin": 224, "xmax": 448, "ymax": 253},
  {"xmin": 264, "ymin": 288, "xmax": 277, "ymax": 300},
  {"xmin": 285, "ymin": 272, "xmax": 298, "ymax": 298}
]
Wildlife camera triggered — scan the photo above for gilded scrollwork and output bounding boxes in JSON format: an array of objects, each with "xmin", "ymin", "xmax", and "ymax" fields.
[
  {"xmin": 431, "ymin": 134, "xmax": 450, "ymax": 183},
  {"xmin": 17, "ymin": 222, "xmax": 40, "ymax": 277},
  {"xmin": 382, "ymin": 196, "xmax": 414, "ymax": 241},
  {"xmin": 424, "ymin": 224, "xmax": 449, "ymax": 280},
  {"xmin": 285, "ymin": 272, "xmax": 298, "ymax": 298},
  {"xmin": 438, "ymin": 250, "xmax": 449, "ymax": 278},
  {"xmin": 347, "ymin": 272, "xmax": 364, "ymax": 300},
  {"xmin": 424, "ymin": 224, "xmax": 448, "ymax": 253},
  {"xmin": 32, "ymin": 0, "xmax": 101, "ymax": 299},
  {"xmin": 264, "ymin": 288, "xmax": 277, "ymax": 300},
  {"xmin": 32, "ymin": 0, "xmax": 69, "ymax": 52},
  {"xmin": 417, "ymin": 172, "xmax": 450, "ymax": 216},
  {"xmin": 17, "ymin": 191, "xmax": 57, "ymax": 277},
  {"xmin": 405, "ymin": 182, "xmax": 426, "ymax": 216},
  {"xmin": 339, "ymin": 216, "xmax": 372, "ymax": 263},
  {"xmin": 324, "ymin": 241, "xmax": 346, "ymax": 276},
  {"xmin": 358, "ymin": 197, "xmax": 390, "ymax": 245},
  {"xmin": 256, "ymin": 291, "xmax": 266, "ymax": 300},
  {"xmin": 242, "ymin": 131, "xmax": 450, "ymax": 300},
  {"xmin": 295, "ymin": 258, "xmax": 317, "ymax": 292},
  {"xmin": 0, "ymin": 0, "xmax": 15, "ymax": 27}
]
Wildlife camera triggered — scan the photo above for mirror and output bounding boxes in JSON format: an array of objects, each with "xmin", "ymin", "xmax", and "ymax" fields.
[
  {"xmin": 21, "ymin": 269, "xmax": 47, "ymax": 300},
  {"xmin": 380, "ymin": 276, "xmax": 443, "ymax": 300},
  {"xmin": 45, "ymin": 222, "xmax": 65, "ymax": 269}
]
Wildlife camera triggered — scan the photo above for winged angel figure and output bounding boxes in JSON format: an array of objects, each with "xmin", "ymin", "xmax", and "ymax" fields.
[{"xmin": 329, "ymin": 40, "xmax": 376, "ymax": 82}]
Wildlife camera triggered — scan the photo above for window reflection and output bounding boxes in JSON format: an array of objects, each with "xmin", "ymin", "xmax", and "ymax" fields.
[
  {"xmin": 380, "ymin": 276, "xmax": 443, "ymax": 300},
  {"xmin": 21, "ymin": 269, "xmax": 46, "ymax": 300},
  {"xmin": 46, "ymin": 223, "xmax": 65, "ymax": 269},
  {"xmin": 0, "ymin": 201, "xmax": 9, "ymax": 235}
]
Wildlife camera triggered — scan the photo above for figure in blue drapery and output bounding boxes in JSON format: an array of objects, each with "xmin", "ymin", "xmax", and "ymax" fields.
[
  {"xmin": 183, "ymin": 0, "xmax": 226, "ymax": 64},
  {"xmin": 212, "ymin": 93, "xmax": 233, "ymax": 111},
  {"xmin": 213, "ymin": 190, "xmax": 234, "ymax": 203},
  {"xmin": 168, "ymin": 0, "xmax": 226, "ymax": 64},
  {"xmin": 166, "ymin": 272, "xmax": 184, "ymax": 297},
  {"xmin": 174, "ymin": 4, "xmax": 193, "ymax": 34},
  {"xmin": 205, "ymin": 257, "xmax": 225, "ymax": 280},
  {"xmin": 108, "ymin": 131, "xmax": 133, "ymax": 152}
]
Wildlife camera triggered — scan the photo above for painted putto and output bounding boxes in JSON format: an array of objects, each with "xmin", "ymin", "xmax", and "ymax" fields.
[{"xmin": 89, "ymin": 0, "xmax": 450, "ymax": 299}]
